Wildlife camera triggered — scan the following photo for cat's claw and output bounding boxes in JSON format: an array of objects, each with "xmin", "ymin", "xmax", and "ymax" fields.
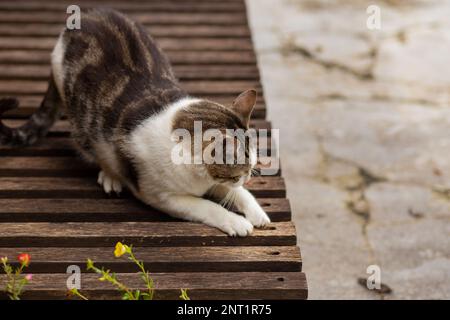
[
  {"xmin": 97, "ymin": 170, "xmax": 122, "ymax": 195},
  {"xmin": 218, "ymin": 214, "xmax": 254, "ymax": 237},
  {"xmin": 243, "ymin": 203, "xmax": 271, "ymax": 227}
]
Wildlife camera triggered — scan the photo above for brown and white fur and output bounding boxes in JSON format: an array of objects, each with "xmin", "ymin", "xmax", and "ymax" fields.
[{"xmin": 0, "ymin": 9, "xmax": 270, "ymax": 236}]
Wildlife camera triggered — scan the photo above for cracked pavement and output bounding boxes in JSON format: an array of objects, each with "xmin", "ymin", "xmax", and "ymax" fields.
[{"xmin": 247, "ymin": 0, "xmax": 450, "ymax": 299}]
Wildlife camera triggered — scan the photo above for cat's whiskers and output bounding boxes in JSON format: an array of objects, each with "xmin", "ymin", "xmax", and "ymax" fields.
[{"xmin": 220, "ymin": 188, "xmax": 236, "ymax": 211}]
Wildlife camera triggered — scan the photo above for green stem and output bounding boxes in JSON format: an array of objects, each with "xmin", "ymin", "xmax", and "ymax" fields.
[
  {"xmin": 128, "ymin": 250, "xmax": 154, "ymax": 299},
  {"xmin": 89, "ymin": 264, "xmax": 137, "ymax": 300}
]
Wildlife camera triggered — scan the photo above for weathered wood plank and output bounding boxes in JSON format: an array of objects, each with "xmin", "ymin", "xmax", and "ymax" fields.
[
  {"xmin": 0, "ymin": 198, "xmax": 291, "ymax": 222},
  {"xmin": 0, "ymin": 65, "xmax": 259, "ymax": 80},
  {"xmin": 0, "ymin": 12, "xmax": 248, "ymax": 26},
  {"xmin": 0, "ymin": 95, "xmax": 266, "ymax": 119},
  {"xmin": 0, "ymin": 50, "xmax": 257, "ymax": 65},
  {"xmin": 0, "ymin": 25, "xmax": 250, "ymax": 38},
  {"xmin": 0, "ymin": 2, "xmax": 246, "ymax": 13},
  {"xmin": 0, "ymin": 37, "xmax": 253, "ymax": 51},
  {"xmin": 0, "ymin": 176, "xmax": 285, "ymax": 198},
  {"xmin": 0, "ymin": 157, "xmax": 279, "ymax": 178},
  {"xmin": 0, "ymin": 80, "xmax": 262, "ymax": 95},
  {"xmin": 0, "ymin": 246, "xmax": 301, "ymax": 273},
  {"xmin": 3, "ymin": 119, "xmax": 271, "ymax": 135},
  {"xmin": 0, "ymin": 136, "xmax": 274, "ymax": 156},
  {"xmin": 0, "ymin": 272, "xmax": 308, "ymax": 300},
  {"xmin": 1, "ymin": 95, "xmax": 266, "ymax": 119},
  {"xmin": 0, "ymin": 221, "xmax": 297, "ymax": 247}
]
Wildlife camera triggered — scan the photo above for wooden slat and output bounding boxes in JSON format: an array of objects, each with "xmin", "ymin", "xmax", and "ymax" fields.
[
  {"xmin": 0, "ymin": 272, "xmax": 308, "ymax": 300},
  {"xmin": 1, "ymin": 95, "xmax": 267, "ymax": 119},
  {"xmin": 0, "ymin": 221, "xmax": 296, "ymax": 247},
  {"xmin": 0, "ymin": 65, "xmax": 259, "ymax": 80},
  {"xmin": 0, "ymin": 246, "xmax": 301, "ymax": 272},
  {"xmin": 0, "ymin": 176, "xmax": 284, "ymax": 198},
  {"xmin": 2, "ymin": 119, "xmax": 271, "ymax": 135},
  {"xmin": 0, "ymin": 50, "xmax": 257, "ymax": 65},
  {"xmin": 0, "ymin": 37, "xmax": 253, "ymax": 51},
  {"xmin": 0, "ymin": 80, "xmax": 262, "ymax": 95},
  {"xmin": 0, "ymin": 198, "xmax": 291, "ymax": 222},
  {"xmin": 0, "ymin": 2, "xmax": 246, "ymax": 13},
  {"xmin": 0, "ymin": 25, "xmax": 251, "ymax": 38},
  {"xmin": 0, "ymin": 156, "xmax": 279, "ymax": 176},
  {"xmin": 0, "ymin": 12, "xmax": 248, "ymax": 26},
  {"xmin": 0, "ymin": 136, "xmax": 273, "ymax": 156}
]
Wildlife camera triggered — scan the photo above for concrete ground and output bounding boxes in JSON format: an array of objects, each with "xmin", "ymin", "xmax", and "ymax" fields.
[{"xmin": 246, "ymin": 0, "xmax": 450, "ymax": 299}]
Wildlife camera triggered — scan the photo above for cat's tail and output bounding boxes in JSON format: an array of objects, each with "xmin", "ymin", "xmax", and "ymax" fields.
[{"xmin": 0, "ymin": 76, "xmax": 61, "ymax": 146}]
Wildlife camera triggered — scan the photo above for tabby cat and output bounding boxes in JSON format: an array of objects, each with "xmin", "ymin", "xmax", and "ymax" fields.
[{"xmin": 0, "ymin": 9, "xmax": 270, "ymax": 236}]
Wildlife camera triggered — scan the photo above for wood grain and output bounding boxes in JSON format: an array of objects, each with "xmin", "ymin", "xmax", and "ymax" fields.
[
  {"xmin": 0, "ymin": 136, "xmax": 274, "ymax": 157},
  {"xmin": 0, "ymin": 12, "xmax": 248, "ymax": 26},
  {"xmin": 0, "ymin": 37, "xmax": 253, "ymax": 51},
  {"xmin": 0, "ymin": 65, "xmax": 260, "ymax": 80},
  {"xmin": 0, "ymin": 246, "xmax": 301, "ymax": 272},
  {"xmin": 0, "ymin": 176, "xmax": 285, "ymax": 198},
  {"xmin": 3, "ymin": 119, "xmax": 271, "ymax": 135},
  {"xmin": 0, "ymin": 156, "xmax": 279, "ymax": 177},
  {"xmin": 0, "ymin": 2, "xmax": 246, "ymax": 13},
  {"xmin": 0, "ymin": 25, "xmax": 251, "ymax": 38},
  {"xmin": 0, "ymin": 221, "xmax": 297, "ymax": 247},
  {"xmin": 0, "ymin": 80, "xmax": 262, "ymax": 95},
  {"xmin": 2, "ymin": 95, "xmax": 266, "ymax": 119},
  {"xmin": 0, "ymin": 50, "xmax": 257, "ymax": 65},
  {"xmin": 0, "ymin": 198, "xmax": 291, "ymax": 222},
  {"xmin": 0, "ymin": 272, "xmax": 308, "ymax": 300}
]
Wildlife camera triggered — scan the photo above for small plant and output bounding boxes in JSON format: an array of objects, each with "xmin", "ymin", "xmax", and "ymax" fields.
[
  {"xmin": 180, "ymin": 288, "xmax": 190, "ymax": 300},
  {"xmin": 69, "ymin": 242, "xmax": 189, "ymax": 300},
  {"xmin": 1, "ymin": 253, "xmax": 33, "ymax": 300}
]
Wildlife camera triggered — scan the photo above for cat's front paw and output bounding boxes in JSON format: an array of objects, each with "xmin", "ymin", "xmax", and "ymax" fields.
[
  {"xmin": 218, "ymin": 214, "xmax": 253, "ymax": 237},
  {"xmin": 243, "ymin": 203, "xmax": 271, "ymax": 227},
  {"xmin": 97, "ymin": 170, "xmax": 122, "ymax": 195}
]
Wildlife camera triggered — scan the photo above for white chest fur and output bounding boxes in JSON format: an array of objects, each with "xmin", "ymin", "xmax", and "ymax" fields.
[{"xmin": 127, "ymin": 97, "xmax": 213, "ymax": 203}]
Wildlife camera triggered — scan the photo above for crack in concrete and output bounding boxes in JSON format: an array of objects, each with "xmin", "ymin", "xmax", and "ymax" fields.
[
  {"xmin": 280, "ymin": 39, "xmax": 375, "ymax": 81},
  {"xmin": 313, "ymin": 131, "xmax": 384, "ymax": 274}
]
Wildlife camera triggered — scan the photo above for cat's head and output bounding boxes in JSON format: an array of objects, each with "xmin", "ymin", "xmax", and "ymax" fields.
[{"xmin": 173, "ymin": 89, "xmax": 258, "ymax": 188}]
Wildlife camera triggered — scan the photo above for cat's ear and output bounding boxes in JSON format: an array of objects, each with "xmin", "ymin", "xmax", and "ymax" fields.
[{"xmin": 231, "ymin": 89, "xmax": 257, "ymax": 126}]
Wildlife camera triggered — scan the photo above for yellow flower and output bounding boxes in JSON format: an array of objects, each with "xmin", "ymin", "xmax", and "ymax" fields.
[{"xmin": 114, "ymin": 242, "xmax": 128, "ymax": 258}]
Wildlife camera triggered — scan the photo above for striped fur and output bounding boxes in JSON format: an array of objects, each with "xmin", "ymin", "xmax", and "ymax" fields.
[{"xmin": 0, "ymin": 9, "xmax": 270, "ymax": 236}]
